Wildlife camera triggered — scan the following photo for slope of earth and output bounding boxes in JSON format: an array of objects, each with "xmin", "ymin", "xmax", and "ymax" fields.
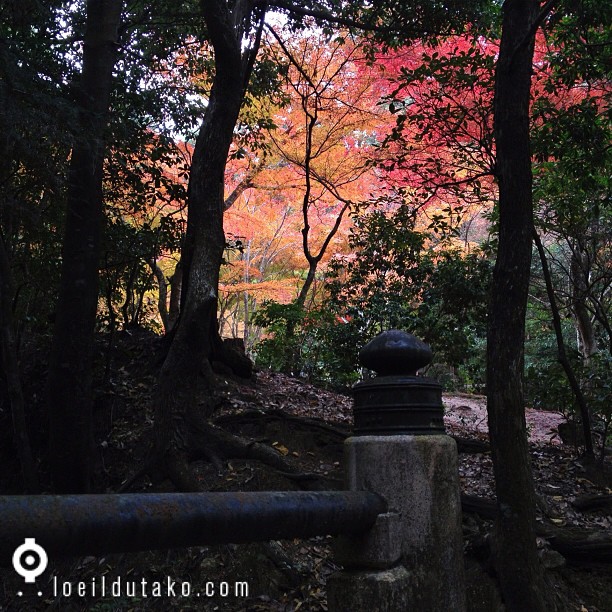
[
  {"xmin": 213, "ymin": 371, "xmax": 612, "ymax": 612},
  {"xmin": 1, "ymin": 332, "xmax": 610, "ymax": 611}
]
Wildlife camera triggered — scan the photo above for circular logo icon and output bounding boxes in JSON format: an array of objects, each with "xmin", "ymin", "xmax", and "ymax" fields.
[{"xmin": 12, "ymin": 538, "xmax": 48, "ymax": 583}]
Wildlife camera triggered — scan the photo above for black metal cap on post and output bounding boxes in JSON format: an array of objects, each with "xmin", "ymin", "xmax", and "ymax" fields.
[{"xmin": 352, "ymin": 330, "xmax": 445, "ymax": 436}]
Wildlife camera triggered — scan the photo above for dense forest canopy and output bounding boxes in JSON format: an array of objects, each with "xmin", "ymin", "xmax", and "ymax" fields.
[{"xmin": 0, "ymin": 1, "xmax": 610, "ymax": 609}]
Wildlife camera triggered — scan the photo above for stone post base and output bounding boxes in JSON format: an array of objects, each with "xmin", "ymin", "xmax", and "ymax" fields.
[
  {"xmin": 340, "ymin": 435, "xmax": 466, "ymax": 611},
  {"xmin": 327, "ymin": 566, "xmax": 412, "ymax": 612}
]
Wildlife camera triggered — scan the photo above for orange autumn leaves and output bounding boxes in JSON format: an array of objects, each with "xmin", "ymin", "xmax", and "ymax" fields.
[
  {"xmin": 219, "ymin": 31, "xmax": 388, "ymax": 326},
  {"xmin": 138, "ymin": 26, "xmax": 602, "ymax": 337}
]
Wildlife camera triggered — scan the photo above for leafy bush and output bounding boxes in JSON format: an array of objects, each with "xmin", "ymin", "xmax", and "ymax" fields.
[
  {"xmin": 252, "ymin": 300, "xmax": 360, "ymax": 388},
  {"xmin": 252, "ymin": 201, "xmax": 492, "ymax": 391},
  {"xmin": 251, "ymin": 301, "xmax": 307, "ymax": 375}
]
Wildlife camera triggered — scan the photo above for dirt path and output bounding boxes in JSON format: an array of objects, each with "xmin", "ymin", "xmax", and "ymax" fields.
[
  {"xmin": 246, "ymin": 372, "xmax": 568, "ymax": 444},
  {"xmin": 443, "ymin": 393, "xmax": 566, "ymax": 445}
]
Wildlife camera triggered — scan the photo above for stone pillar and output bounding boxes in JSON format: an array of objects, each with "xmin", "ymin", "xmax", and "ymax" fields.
[{"xmin": 328, "ymin": 330, "xmax": 466, "ymax": 612}]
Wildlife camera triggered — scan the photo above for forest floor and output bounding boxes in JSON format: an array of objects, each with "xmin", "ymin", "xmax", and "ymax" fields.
[{"xmin": 1, "ymin": 330, "xmax": 611, "ymax": 611}]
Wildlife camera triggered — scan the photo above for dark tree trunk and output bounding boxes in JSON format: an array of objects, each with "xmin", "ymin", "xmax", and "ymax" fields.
[
  {"xmin": 296, "ymin": 264, "xmax": 317, "ymax": 310},
  {"xmin": 487, "ymin": 0, "xmax": 552, "ymax": 609},
  {"xmin": 46, "ymin": 0, "xmax": 122, "ymax": 493},
  {"xmin": 533, "ymin": 231, "xmax": 594, "ymax": 457},
  {"xmin": 151, "ymin": 0, "xmax": 258, "ymax": 486},
  {"xmin": 0, "ymin": 232, "xmax": 38, "ymax": 492},
  {"xmin": 121, "ymin": 263, "xmax": 138, "ymax": 329},
  {"xmin": 570, "ymin": 242, "xmax": 598, "ymax": 361}
]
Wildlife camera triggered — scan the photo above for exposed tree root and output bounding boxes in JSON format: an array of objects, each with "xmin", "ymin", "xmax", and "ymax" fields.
[
  {"xmin": 125, "ymin": 413, "xmax": 491, "ymax": 494},
  {"xmin": 538, "ymin": 525, "xmax": 612, "ymax": 564},
  {"xmin": 188, "ymin": 422, "xmax": 334, "ymax": 491},
  {"xmin": 215, "ymin": 409, "xmax": 350, "ymax": 439},
  {"xmin": 121, "ymin": 416, "xmax": 335, "ymax": 493},
  {"xmin": 461, "ymin": 493, "xmax": 497, "ymax": 518},
  {"xmin": 452, "ymin": 435, "xmax": 491, "ymax": 454},
  {"xmin": 462, "ymin": 493, "xmax": 612, "ymax": 564},
  {"xmin": 571, "ymin": 493, "xmax": 612, "ymax": 513},
  {"xmin": 118, "ymin": 459, "xmax": 154, "ymax": 493},
  {"xmin": 216, "ymin": 408, "xmax": 492, "ymax": 454}
]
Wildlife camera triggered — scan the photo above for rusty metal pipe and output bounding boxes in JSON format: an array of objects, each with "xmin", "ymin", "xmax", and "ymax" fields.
[{"xmin": 0, "ymin": 491, "xmax": 385, "ymax": 565}]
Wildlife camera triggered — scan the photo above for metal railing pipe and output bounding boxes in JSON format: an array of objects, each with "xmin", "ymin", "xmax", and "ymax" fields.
[{"xmin": 0, "ymin": 490, "xmax": 385, "ymax": 565}]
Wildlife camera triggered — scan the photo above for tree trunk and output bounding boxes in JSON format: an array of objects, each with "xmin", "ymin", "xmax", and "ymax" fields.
[
  {"xmin": 0, "ymin": 232, "xmax": 38, "ymax": 492},
  {"xmin": 533, "ymin": 231, "xmax": 594, "ymax": 457},
  {"xmin": 46, "ymin": 0, "xmax": 123, "ymax": 493},
  {"xmin": 296, "ymin": 263, "xmax": 317, "ymax": 310},
  {"xmin": 487, "ymin": 0, "xmax": 551, "ymax": 609},
  {"xmin": 150, "ymin": 258, "xmax": 170, "ymax": 332},
  {"xmin": 168, "ymin": 261, "xmax": 182, "ymax": 330},
  {"xmin": 152, "ymin": 0, "xmax": 256, "ymax": 486},
  {"xmin": 570, "ymin": 242, "xmax": 598, "ymax": 362}
]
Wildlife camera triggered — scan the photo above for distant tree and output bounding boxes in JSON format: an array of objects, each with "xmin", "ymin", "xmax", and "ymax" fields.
[
  {"xmin": 254, "ymin": 194, "xmax": 492, "ymax": 386},
  {"xmin": 532, "ymin": 230, "xmax": 595, "ymax": 456},
  {"xmin": 265, "ymin": 30, "xmax": 383, "ymax": 310},
  {"xmin": 378, "ymin": 33, "xmax": 498, "ymax": 215},
  {"xmin": 529, "ymin": 5, "xmax": 611, "ymax": 456}
]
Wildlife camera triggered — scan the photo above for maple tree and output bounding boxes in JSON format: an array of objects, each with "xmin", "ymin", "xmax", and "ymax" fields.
[
  {"xmin": 377, "ymin": 22, "xmax": 610, "ymax": 344},
  {"xmin": 8, "ymin": 2, "xmax": 606, "ymax": 604},
  {"xmin": 218, "ymin": 29, "xmax": 387, "ymax": 349},
  {"xmin": 2, "ymin": 0, "xmax": 610, "ymax": 608},
  {"xmin": 275, "ymin": 194, "xmax": 494, "ymax": 387},
  {"xmin": 220, "ymin": 181, "xmax": 303, "ymax": 345},
  {"xmin": 0, "ymin": 0, "xmax": 490, "ymax": 502},
  {"xmin": 379, "ymin": 33, "xmax": 497, "ymax": 216},
  {"xmin": 264, "ymin": 29, "xmax": 385, "ymax": 308}
]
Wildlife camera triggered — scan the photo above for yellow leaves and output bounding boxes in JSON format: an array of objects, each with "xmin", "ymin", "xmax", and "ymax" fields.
[{"xmin": 272, "ymin": 441, "xmax": 289, "ymax": 456}]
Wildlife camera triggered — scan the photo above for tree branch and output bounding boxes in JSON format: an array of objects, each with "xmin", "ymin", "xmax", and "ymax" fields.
[
  {"xmin": 508, "ymin": 0, "xmax": 560, "ymax": 68},
  {"xmin": 223, "ymin": 158, "xmax": 266, "ymax": 211},
  {"xmin": 533, "ymin": 229, "xmax": 594, "ymax": 458},
  {"xmin": 266, "ymin": 0, "xmax": 382, "ymax": 33}
]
